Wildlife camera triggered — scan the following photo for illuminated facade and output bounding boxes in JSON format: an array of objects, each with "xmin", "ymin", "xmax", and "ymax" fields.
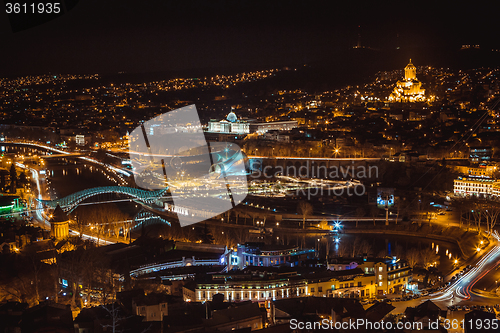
[
  {"xmin": 207, "ymin": 111, "xmax": 297, "ymax": 134},
  {"xmin": 187, "ymin": 257, "xmax": 412, "ymax": 303},
  {"xmin": 207, "ymin": 112, "xmax": 250, "ymax": 134},
  {"xmin": 453, "ymin": 176, "xmax": 500, "ymax": 198},
  {"xmin": 389, "ymin": 60, "xmax": 426, "ymax": 102},
  {"xmin": 50, "ymin": 205, "xmax": 70, "ymax": 240},
  {"xmin": 358, "ymin": 258, "xmax": 411, "ymax": 295},
  {"xmin": 228, "ymin": 243, "xmax": 316, "ymax": 270},
  {"xmin": 329, "ymin": 257, "xmax": 412, "ymax": 296}
]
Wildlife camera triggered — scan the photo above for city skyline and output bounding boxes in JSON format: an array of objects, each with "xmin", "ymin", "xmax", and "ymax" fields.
[{"xmin": 2, "ymin": 2, "xmax": 500, "ymax": 332}]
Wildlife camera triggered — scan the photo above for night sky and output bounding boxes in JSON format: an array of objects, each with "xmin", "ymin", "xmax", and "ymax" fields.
[{"xmin": 1, "ymin": 0, "xmax": 500, "ymax": 77}]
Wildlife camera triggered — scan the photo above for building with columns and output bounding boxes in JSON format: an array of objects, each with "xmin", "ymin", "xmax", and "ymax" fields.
[
  {"xmin": 50, "ymin": 205, "xmax": 69, "ymax": 240},
  {"xmin": 207, "ymin": 111, "xmax": 297, "ymax": 135},
  {"xmin": 183, "ymin": 266, "xmax": 396, "ymax": 303}
]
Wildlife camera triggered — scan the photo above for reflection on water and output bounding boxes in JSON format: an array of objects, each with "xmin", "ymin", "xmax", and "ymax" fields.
[
  {"xmin": 46, "ymin": 160, "xmax": 114, "ymax": 198},
  {"xmin": 298, "ymin": 233, "xmax": 459, "ymax": 273}
]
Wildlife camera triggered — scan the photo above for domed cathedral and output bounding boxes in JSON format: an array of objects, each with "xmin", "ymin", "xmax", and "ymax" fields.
[
  {"xmin": 49, "ymin": 205, "xmax": 70, "ymax": 240},
  {"xmin": 389, "ymin": 59, "xmax": 426, "ymax": 102}
]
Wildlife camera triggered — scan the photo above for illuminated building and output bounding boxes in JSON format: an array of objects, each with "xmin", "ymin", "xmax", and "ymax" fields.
[
  {"xmin": 389, "ymin": 60, "xmax": 426, "ymax": 102},
  {"xmin": 358, "ymin": 258, "xmax": 411, "ymax": 295},
  {"xmin": 453, "ymin": 176, "xmax": 499, "ymax": 198},
  {"xmin": 0, "ymin": 195, "xmax": 19, "ymax": 215},
  {"xmin": 469, "ymin": 146, "xmax": 493, "ymax": 162},
  {"xmin": 328, "ymin": 257, "xmax": 412, "ymax": 296},
  {"xmin": 185, "ymin": 261, "xmax": 410, "ymax": 302},
  {"xmin": 49, "ymin": 205, "xmax": 70, "ymax": 240},
  {"xmin": 207, "ymin": 112, "xmax": 250, "ymax": 134},
  {"xmin": 187, "ymin": 268, "xmax": 371, "ymax": 303},
  {"xmin": 454, "ymin": 164, "xmax": 497, "ymax": 178},
  {"xmin": 227, "ymin": 243, "xmax": 316, "ymax": 270},
  {"xmin": 207, "ymin": 111, "xmax": 297, "ymax": 135}
]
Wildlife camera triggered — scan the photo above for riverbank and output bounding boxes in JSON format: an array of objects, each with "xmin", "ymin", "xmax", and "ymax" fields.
[{"xmin": 342, "ymin": 223, "xmax": 483, "ymax": 259}]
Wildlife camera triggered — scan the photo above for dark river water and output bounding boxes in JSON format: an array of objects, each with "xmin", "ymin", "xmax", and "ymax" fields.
[{"xmin": 295, "ymin": 232, "xmax": 459, "ymax": 273}]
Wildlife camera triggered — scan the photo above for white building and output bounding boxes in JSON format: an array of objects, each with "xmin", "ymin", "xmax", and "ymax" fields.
[
  {"xmin": 207, "ymin": 111, "xmax": 297, "ymax": 135},
  {"xmin": 453, "ymin": 176, "xmax": 500, "ymax": 198}
]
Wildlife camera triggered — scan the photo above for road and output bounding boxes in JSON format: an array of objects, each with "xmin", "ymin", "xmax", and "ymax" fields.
[
  {"xmin": 431, "ymin": 232, "xmax": 500, "ymax": 307},
  {"xmin": 18, "ymin": 160, "xmax": 116, "ymax": 245},
  {"xmin": 382, "ymin": 233, "xmax": 500, "ymax": 332}
]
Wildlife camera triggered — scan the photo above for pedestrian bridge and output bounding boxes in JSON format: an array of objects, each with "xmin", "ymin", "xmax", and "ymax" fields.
[{"xmin": 39, "ymin": 186, "xmax": 168, "ymax": 212}]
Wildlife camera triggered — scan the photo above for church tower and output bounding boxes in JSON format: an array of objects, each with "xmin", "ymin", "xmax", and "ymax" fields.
[
  {"xmin": 404, "ymin": 59, "xmax": 416, "ymax": 80},
  {"xmin": 50, "ymin": 205, "xmax": 70, "ymax": 240},
  {"xmin": 389, "ymin": 59, "xmax": 426, "ymax": 102}
]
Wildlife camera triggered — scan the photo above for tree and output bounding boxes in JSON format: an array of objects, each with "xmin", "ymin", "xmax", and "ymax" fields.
[
  {"xmin": 18, "ymin": 171, "xmax": 28, "ymax": 186},
  {"xmin": 69, "ymin": 212, "xmax": 86, "ymax": 240},
  {"xmin": 350, "ymin": 237, "xmax": 371, "ymax": 257},
  {"xmin": 420, "ymin": 248, "xmax": 439, "ymax": 270},
  {"xmin": 100, "ymin": 303, "xmax": 151, "ymax": 333},
  {"xmin": 200, "ymin": 223, "xmax": 214, "ymax": 244},
  {"xmin": 211, "ymin": 226, "xmax": 232, "ymax": 248},
  {"xmin": 297, "ymin": 201, "xmax": 313, "ymax": 229},
  {"xmin": 481, "ymin": 202, "xmax": 500, "ymax": 235},
  {"xmin": 233, "ymin": 227, "xmax": 249, "ymax": 245},
  {"xmin": 337, "ymin": 242, "xmax": 350, "ymax": 257},
  {"xmin": 369, "ymin": 206, "xmax": 379, "ymax": 226},
  {"xmin": 249, "ymin": 211, "xmax": 259, "ymax": 227},
  {"xmin": 9, "ymin": 163, "xmax": 17, "ymax": 193},
  {"xmin": 355, "ymin": 207, "xmax": 366, "ymax": 228},
  {"xmin": 74, "ymin": 204, "xmax": 129, "ymax": 245},
  {"xmin": 405, "ymin": 248, "xmax": 420, "ymax": 268}
]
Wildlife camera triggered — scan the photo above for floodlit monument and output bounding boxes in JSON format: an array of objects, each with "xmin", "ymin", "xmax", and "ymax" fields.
[{"xmin": 389, "ymin": 59, "xmax": 426, "ymax": 102}]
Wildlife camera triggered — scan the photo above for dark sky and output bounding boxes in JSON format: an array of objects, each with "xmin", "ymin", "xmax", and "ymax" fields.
[{"xmin": 1, "ymin": 0, "xmax": 499, "ymax": 77}]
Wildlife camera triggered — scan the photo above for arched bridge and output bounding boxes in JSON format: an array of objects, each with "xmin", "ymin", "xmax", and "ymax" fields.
[{"xmin": 39, "ymin": 186, "xmax": 168, "ymax": 212}]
